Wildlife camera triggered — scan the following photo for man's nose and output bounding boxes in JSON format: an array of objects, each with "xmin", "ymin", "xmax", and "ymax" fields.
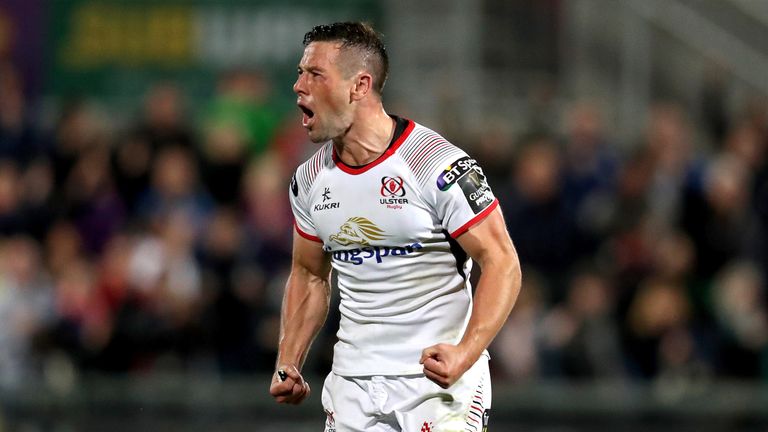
[{"xmin": 293, "ymin": 74, "xmax": 306, "ymax": 95}]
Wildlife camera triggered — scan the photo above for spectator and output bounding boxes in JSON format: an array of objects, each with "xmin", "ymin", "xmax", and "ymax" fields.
[
  {"xmin": 642, "ymin": 102, "xmax": 704, "ymax": 231},
  {"xmin": 0, "ymin": 160, "xmax": 24, "ymax": 234},
  {"xmin": 561, "ymin": 100, "xmax": 619, "ymax": 253},
  {"xmin": 44, "ymin": 220, "xmax": 83, "ymax": 279},
  {"xmin": 84, "ymin": 233, "xmax": 133, "ymax": 371},
  {"xmin": 114, "ymin": 82, "xmax": 197, "ymax": 215},
  {"xmin": 710, "ymin": 261, "xmax": 768, "ymax": 378},
  {"xmin": 134, "ymin": 82, "xmax": 195, "ymax": 151},
  {"xmin": 241, "ymin": 152, "xmax": 293, "ymax": 265},
  {"xmin": 491, "ymin": 268, "xmax": 548, "ymax": 382},
  {"xmin": 111, "ymin": 133, "xmax": 154, "ymax": 215},
  {"xmin": 199, "ymin": 123, "xmax": 249, "ymax": 205},
  {"xmin": 49, "ymin": 101, "xmax": 104, "ymax": 188},
  {"xmin": 196, "ymin": 207, "xmax": 269, "ymax": 372},
  {"xmin": 472, "ymin": 123, "xmax": 515, "ymax": 199},
  {"xmin": 203, "ymin": 69, "xmax": 280, "ymax": 157},
  {"xmin": 136, "ymin": 145, "xmax": 213, "ymax": 232},
  {"xmin": 0, "ymin": 62, "xmax": 39, "ymax": 164},
  {"xmin": 61, "ymin": 145, "xmax": 125, "ymax": 255},
  {"xmin": 503, "ymin": 135, "xmax": 581, "ymax": 298},
  {"xmin": 0, "ymin": 236, "xmax": 54, "ymax": 389},
  {"xmin": 18, "ymin": 158, "xmax": 55, "ymax": 241},
  {"xmin": 624, "ymin": 278, "xmax": 693, "ymax": 379},
  {"xmin": 540, "ymin": 267, "xmax": 624, "ymax": 379},
  {"xmin": 118, "ymin": 209, "xmax": 204, "ymax": 371},
  {"xmin": 680, "ymin": 155, "xmax": 763, "ymax": 280},
  {"xmin": 199, "ymin": 70, "xmax": 282, "ymax": 205}
]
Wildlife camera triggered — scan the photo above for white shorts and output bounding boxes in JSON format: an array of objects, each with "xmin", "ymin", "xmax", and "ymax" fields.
[{"xmin": 320, "ymin": 355, "xmax": 491, "ymax": 432}]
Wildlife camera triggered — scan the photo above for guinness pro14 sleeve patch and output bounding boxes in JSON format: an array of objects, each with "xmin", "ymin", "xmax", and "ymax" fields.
[{"xmin": 437, "ymin": 156, "xmax": 495, "ymax": 214}]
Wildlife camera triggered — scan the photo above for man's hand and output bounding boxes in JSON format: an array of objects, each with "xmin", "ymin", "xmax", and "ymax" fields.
[
  {"xmin": 420, "ymin": 343, "xmax": 473, "ymax": 389},
  {"xmin": 269, "ymin": 364, "xmax": 311, "ymax": 404}
]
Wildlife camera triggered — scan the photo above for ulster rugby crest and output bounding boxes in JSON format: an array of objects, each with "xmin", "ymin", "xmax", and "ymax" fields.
[{"xmin": 379, "ymin": 176, "xmax": 409, "ymax": 209}]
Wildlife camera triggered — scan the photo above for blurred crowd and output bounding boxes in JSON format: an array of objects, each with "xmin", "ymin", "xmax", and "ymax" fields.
[
  {"xmin": 1, "ymin": 49, "xmax": 768, "ymax": 392},
  {"xmin": 487, "ymin": 90, "xmax": 768, "ymax": 387},
  {"xmin": 0, "ymin": 59, "xmax": 315, "ymax": 389}
]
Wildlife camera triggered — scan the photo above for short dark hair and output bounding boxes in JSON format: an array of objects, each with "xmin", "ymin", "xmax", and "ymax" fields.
[{"xmin": 303, "ymin": 22, "xmax": 389, "ymax": 94}]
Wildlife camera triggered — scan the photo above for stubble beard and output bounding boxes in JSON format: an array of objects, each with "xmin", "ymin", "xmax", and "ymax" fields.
[
  {"xmin": 307, "ymin": 115, "xmax": 350, "ymax": 144},
  {"xmin": 307, "ymin": 127, "xmax": 332, "ymax": 144}
]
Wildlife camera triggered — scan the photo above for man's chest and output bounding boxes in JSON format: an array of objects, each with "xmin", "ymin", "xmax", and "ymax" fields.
[{"xmin": 306, "ymin": 168, "xmax": 435, "ymax": 249}]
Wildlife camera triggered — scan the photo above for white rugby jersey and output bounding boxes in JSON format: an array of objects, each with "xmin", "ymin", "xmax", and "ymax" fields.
[{"xmin": 289, "ymin": 117, "xmax": 498, "ymax": 376}]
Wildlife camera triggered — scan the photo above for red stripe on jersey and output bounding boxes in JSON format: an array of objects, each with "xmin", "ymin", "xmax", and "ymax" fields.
[
  {"xmin": 333, "ymin": 119, "xmax": 415, "ymax": 175},
  {"xmin": 450, "ymin": 199, "xmax": 499, "ymax": 238},
  {"xmin": 407, "ymin": 135, "xmax": 442, "ymax": 165},
  {"xmin": 467, "ymin": 411, "xmax": 481, "ymax": 423},
  {"xmin": 312, "ymin": 147, "xmax": 323, "ymax": 177},
  {"xmin": 408, "ymin": 137, "xmax": 447, "ymax": 173},
  {"xmin": 413, "ymin": 142, "xmax": 450, "ymax": 179},
  {"xmin": 294, "ymin": 221, "xmax": 322, "ymax": 243}
]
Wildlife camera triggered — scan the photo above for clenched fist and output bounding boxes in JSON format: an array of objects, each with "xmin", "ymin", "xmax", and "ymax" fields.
[
  {"xmin": 269, "ymin": 364, "xmax": 311, "ymax": 404},
  {"xmin": 419, "ymin": 343, "xmax": 473, "ymax": 389}
]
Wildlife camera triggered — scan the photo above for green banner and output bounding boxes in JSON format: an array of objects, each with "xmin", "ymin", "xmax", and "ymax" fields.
[{"xmin": 47, "ymin": 0, "xmax": 382, "ymax": 109}]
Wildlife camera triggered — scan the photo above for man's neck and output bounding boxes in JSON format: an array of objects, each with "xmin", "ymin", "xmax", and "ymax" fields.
[{"xmin": 333, "ymin": 106, "xmax": 395, "ymax": 167}]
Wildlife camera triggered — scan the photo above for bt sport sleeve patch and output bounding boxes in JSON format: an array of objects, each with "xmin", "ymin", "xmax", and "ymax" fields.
[{"xmin": 437, "ymin": 156, "xmax": 495, "ymax": 214}]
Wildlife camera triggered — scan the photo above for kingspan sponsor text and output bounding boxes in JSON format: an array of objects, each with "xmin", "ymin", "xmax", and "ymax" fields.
[{"xmin": 332, "ymin": 243, "xmax": 423, "ymax": 265}]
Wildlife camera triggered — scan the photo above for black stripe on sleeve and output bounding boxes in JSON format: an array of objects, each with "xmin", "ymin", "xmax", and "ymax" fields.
[{"xmin": 442, "ymin": 229, "xmax": 468, "ymax": 280}]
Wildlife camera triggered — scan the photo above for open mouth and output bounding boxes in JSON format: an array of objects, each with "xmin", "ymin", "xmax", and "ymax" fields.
[{"xmin": 299, "ymin": 104, "xmax": 315, "ymax": 127}]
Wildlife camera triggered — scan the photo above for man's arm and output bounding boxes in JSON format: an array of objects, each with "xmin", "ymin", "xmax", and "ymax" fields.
[
  {"xmin": 420, "ymin": 207, "xmax": 521, "ymax": 388},
  {"xmin": 270, "ymin": 231, "xmax": 332, "ymax": 404}
]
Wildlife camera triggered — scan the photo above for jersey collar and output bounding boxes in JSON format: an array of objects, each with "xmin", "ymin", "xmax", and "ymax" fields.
[{"xmin": 332, "ymin": 117, "xmax": 414, "ymax": 175}]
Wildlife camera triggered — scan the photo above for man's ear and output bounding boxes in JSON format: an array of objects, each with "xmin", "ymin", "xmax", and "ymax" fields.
[{"xmin": 350, "ymin": 72, "xmax": 373, "ymax": 101}]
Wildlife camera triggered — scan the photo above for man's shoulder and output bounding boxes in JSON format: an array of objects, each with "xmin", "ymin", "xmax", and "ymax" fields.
[
  {"xmin": 402, "ymin": 120, "xmax": 450, "ymax": 144},
  {"xmin": 293, "ymin": 142, "xmax": 334, "ymax": 191},
  {"xmin": 398, "ymin": 121, "xmax": 464, "ymax": 157},
  {"xmin": 397, "ymin": 121, "xmax": 467, "ymax": 185}
]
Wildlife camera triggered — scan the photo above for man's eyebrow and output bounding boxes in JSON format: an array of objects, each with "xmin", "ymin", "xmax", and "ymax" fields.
[{"xmin": 298, "ymin": 65, "xmax": 324, "ymax": 73}]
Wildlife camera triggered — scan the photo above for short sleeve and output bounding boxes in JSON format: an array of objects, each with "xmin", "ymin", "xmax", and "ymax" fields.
[
  {"xmin": 289, "ymin": 171, "xmax": 322, "ymax": 242},
  {"xmin": 431, "ymin": 153, "xmax": 499, "ymax": 238}
]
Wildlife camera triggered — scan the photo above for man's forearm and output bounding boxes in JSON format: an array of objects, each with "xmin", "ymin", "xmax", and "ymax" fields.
[
  {"xmin": 277, "ymin": 272, "xmax": 331, "ymax": 370},
  {"xmin": 458, "ymin": 258, "xmax": 521, "ymax": 363}
]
